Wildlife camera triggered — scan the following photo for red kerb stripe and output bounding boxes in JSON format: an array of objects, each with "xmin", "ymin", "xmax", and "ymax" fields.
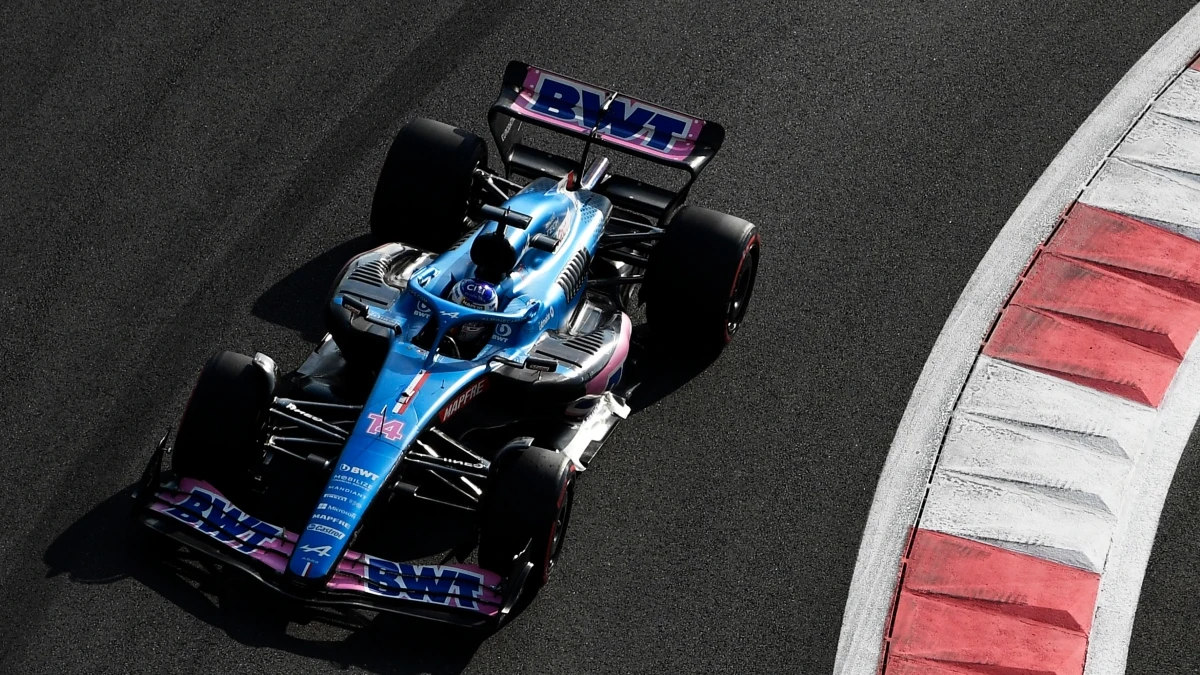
[
  {"xmin": 884, "ymin": 530, "xmax": 1099, "ymax": 675},
  {"xmin": 983, "ymin": 203, "xmax": 1200, "ymax": 407}
]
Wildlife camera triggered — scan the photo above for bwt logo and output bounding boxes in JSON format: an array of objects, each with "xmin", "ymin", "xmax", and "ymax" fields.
[
  {"xmin": 159, "ymin": 487, "xmax": 283, "ymax": 554},
  {"xmin": 523, "ymin": 74, "xmax": 694, "ymax": 153},
  {"xmin": 339, "ymin": 463, "xmax": 380, "ymax": 482},
  {"xmin": 362, "ymin": 557, "xmax": 486, "ymax": 609}
]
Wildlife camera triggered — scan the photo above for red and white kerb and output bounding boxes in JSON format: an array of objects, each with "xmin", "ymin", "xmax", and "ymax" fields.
[{"xmin": 877, "ymin": 52, "xmax": 1200, "ymax": 675}]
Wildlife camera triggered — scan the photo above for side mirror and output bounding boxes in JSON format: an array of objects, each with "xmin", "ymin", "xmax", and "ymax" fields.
[{"xmin": 477, "ymin": 204, "xmax": 532, "ymax": 231}]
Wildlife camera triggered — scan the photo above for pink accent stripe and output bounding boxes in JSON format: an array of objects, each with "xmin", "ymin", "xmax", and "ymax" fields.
[
  {"xmin": 885, "ymin": 530, "xmax": 1099, "ymax": 675},
  {"xmin": 584, "ymin": 312, "xmax": 631, "ymax": 395},
  {"xmin": 983, "ymin": 203, "xmax": 1200, "ymax": 407}
]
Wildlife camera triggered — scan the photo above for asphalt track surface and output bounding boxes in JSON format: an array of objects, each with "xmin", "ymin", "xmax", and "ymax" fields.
[{"xmin": 1, "ymin": 2, "xmax": 1197, "ymax": 674}]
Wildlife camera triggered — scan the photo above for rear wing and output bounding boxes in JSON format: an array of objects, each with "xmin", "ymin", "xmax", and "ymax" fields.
[{"xmin": 488, "ymin": 61, "xmax": 725, "ymax": 220}]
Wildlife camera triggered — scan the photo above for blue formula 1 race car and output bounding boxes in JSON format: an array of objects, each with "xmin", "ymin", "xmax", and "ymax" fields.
[{"xmin": 133, "ymin": 61, "xmax": 760, "ymax": 628}]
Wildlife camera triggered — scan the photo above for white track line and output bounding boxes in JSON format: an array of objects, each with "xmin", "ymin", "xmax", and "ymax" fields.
[{"xmin": 834, "ymin": 6, "xmax": 1200, "ymax": 674}]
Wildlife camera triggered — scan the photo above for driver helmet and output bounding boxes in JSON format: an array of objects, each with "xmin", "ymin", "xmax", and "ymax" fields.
[{"xmin": 447, "ymin": 278, "xmax": 499, "ymax": 342}]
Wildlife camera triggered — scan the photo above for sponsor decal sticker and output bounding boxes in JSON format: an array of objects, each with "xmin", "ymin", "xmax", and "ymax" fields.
[
  {"xmin": 438, "ymin": 378, "xmax": 489, "ymax": 422},
  {"xmin": 285, "ymin": 402, "xmax": 327, "ymax": 426},
  {"xmin": 339, "ymin": 463, "xmax": 380, "ymax": 482},
  {"xmin": 317, "ymin": 502, "xmax": 356, "ymax": 518},
  {"xmin": 331, "ymin": 474, "xmax": 373, "ymax": 490},
  {"xmin": 325, "ymin": 484, "xmax": 367, "ymax": 504},
  {"xmin": 157, "ymin": 485, "xmax": 283, "ymax": 554},
  {"xmin": 514, "ymin": 68, "xmax": 703, "ymax": 160},
  {"xmin": 492, "ymin": 323, "xmax": 513, "ymax": 344},
  {"xmin": 306, "ymin": 523, "xmax": 346, "ymax": 540},
  {"xmin": 360, "ymin": 556, "xmax": 486, "ymax": 610},
  {"xmin": 312, "ymin": 513, "xmax": 352, "ymax": 529}
]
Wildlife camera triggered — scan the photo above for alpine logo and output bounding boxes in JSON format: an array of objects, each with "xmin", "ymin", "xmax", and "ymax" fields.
[
  {"xmin": 438, "ymin": 378, "xmax": 489, "ymax": 422},
  {"xmin": 300, "ymin": 544, "xmax": 332, "ymax": 557}
]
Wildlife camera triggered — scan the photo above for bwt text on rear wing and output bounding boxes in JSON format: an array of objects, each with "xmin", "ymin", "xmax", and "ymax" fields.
[{"xmin": 488, "ymin": 60, "xmax": 725, "ymax": 222}]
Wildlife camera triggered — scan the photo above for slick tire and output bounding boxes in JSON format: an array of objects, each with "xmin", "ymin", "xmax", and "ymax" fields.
[
  {"xmin": 478, "ymin": 446, "xmax": 575, "ymax": 590},
  {"xmin": 370, "ymin": 118, "xmax": 487, "ymax": 252},
  {"xmin": 172, "ymin": 351, "xmax": 273, "ymax": 492},
  {"xmin": 642, "ymin": 205, "xmax": 760, "ymax": 360}
]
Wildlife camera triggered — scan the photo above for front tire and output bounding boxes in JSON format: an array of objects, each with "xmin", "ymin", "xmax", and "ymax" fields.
[
  {"xmin": 478, "ymin": 446, "xmax": 575, "ymax": 590},
  {"xmin": 643, "ymin": 205, "xmax": 760, "ymax": 359},
  {"xmin": 370, "ymin": 118, "xmax": 487, "ymax": 252},
  {"xmin": 172, "ymin": 351, "xmax": 273, "ymax": 492}
]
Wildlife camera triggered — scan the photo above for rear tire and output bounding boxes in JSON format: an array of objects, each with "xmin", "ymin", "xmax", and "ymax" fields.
[
  {"xmin": 172, "ymin": 351, "xmax": 273, "ymax": 492},
  {"xmin": 643, "ymin": 205, "xmax": 760, "ymax": 359},
  {"xmin": 478, "ymin": 446, "xmax": 575, "ymax": 589},
  {"xmin": 370, "ymin": 118, "xmax": 487, "ymax": 252}
]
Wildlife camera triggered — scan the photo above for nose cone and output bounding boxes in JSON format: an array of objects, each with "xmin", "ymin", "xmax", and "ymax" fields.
[{"xmin": 287, "ymin": 439, "xmax": 392, "ymax": 581}]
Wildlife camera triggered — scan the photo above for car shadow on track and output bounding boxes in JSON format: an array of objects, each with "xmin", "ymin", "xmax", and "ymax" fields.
[
  {"xmin": 252, "ymin": 235, "xmax": 379, "ymax": 343},
  {"xmin": 45, "ymin": 487, "xmax": 485, "ymax": 675},
  {"xmin": 624, "ymin": 325, "xmax": 717, "ymax": 414}
]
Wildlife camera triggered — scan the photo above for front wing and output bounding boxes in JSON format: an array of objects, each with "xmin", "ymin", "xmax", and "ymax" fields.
[{"xmin": 132, "ymin": 439, "xmax": 525, "ymax": 629}]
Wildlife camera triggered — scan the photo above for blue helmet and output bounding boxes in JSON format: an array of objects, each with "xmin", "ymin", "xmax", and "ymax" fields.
[{"xmin": 448, "ymin": 278, "xmax": 499, "ymax": 341}]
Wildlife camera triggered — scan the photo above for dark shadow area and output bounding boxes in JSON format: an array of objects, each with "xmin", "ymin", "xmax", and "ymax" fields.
[
  {"xmin": 253, "ymin": 235, "xmax": 378, "ymax": 342},
  {"xmin": 623, "ymin": 324, "xmax": 717, "ymax": 414},
  {"xmin": 46, "ymin": 487, "xmax": 487, "ymax": 675}
]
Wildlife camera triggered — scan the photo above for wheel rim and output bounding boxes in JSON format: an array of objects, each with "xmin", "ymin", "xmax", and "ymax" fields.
[{"xmin": 726, "ymin": 242, "xmax": 759, "ymax": 336}]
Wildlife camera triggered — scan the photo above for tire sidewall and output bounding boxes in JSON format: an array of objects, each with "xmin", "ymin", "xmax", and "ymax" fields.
[
  {"xmin": 644, "ymin": 206, "xmax": 760, "ymax": 356},
  {"xmin": 370, "ymin": 118, "xmax": 487, "ymax": 252},
  {"xmin": 172, "ymin": 351, "xmax": 272, "ymax": 489},
  {"xmin": 478, "ymin": 447, "xmax": 575, "ymax": 587}
]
